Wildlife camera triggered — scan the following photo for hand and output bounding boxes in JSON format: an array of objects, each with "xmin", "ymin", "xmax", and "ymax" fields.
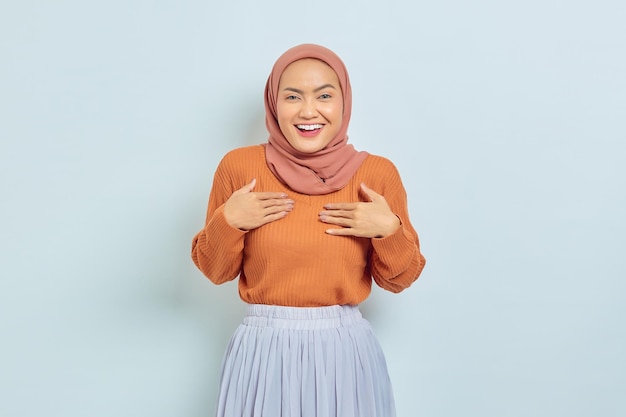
[
  {"xmin": 224, "ymin": 179, "xmax": 294, "ymax": 230},
  {"xmin": 318, "ymin": 183, "xmax": 400, "ymax": 238}
]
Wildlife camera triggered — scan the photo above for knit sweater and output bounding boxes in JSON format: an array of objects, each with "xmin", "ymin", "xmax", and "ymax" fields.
[{"xmin": 191, "ymin": 145, "xmax": 426, "ymax": 307}]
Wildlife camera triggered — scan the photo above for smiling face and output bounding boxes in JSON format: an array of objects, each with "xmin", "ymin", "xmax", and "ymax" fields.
[{"xmin": 276, "ymin": 59, "xmax": 343, "ymax": 154}]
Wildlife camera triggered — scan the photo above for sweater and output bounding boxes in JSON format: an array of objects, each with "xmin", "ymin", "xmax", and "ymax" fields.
[{"xmin": 191, "ymin": 145, "xmax": 426, "ymax": 307}]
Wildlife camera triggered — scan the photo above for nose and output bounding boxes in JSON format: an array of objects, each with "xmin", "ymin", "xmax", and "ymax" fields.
[{"xmin": 299, "ymin": 99, "xmax": 317, "ymax": 118}]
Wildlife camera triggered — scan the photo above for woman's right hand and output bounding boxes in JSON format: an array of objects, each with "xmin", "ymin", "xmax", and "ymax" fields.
[{"xmin": 223, "ymin": 179, "xmax": 294, "ymax": 230}]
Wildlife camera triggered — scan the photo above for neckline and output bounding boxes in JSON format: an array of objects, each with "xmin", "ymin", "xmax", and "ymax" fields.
[{"xmin": 259, "ymin": 144, "xmax": 366, "ymax": 202}]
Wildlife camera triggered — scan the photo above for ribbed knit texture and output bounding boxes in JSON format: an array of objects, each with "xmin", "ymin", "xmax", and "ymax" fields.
[{"xmin": 192, "ymin": 145, "xmax": 425, "ymax": 307}]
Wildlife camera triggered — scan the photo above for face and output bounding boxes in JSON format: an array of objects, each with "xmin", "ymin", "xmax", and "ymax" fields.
[{"xmin": 276, "ymin": 59, "xmax": 343, "ymax": 154}]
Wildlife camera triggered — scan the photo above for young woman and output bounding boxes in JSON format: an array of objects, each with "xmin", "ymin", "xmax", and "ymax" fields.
[{"xmin": 192, "ymin": 43, "xmax": 426, "ymax": 417}]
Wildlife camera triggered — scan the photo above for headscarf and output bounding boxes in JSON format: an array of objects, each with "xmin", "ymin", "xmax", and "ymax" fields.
[{"xmin": 264, "ymin": 44, "xmax": 368, "ymax": 195}]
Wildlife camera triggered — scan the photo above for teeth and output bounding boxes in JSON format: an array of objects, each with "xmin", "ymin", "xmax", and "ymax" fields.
[{"xmin": 297, "ymin": 124, "xmax": 323, "ymax": 131}]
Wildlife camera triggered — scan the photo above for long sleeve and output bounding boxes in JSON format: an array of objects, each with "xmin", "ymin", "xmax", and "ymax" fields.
[
  {"xmin": 190, "ymin": 146, "xmax": 426, "ymax": 306},
  {"xmin": 191, "ymin": 154, "xmax": 247, "ymax": 284},
  {"xmin": 366, "ymin": 159, "xmax": 426, "ymax": 293}
]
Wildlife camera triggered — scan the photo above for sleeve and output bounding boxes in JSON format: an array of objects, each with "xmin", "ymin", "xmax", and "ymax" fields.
[
  {"xmin": 191, "ymin": 154, "xmax": 248, "ymax": 284},
  {"xmin": 369, "ymin": 161, "xmax": 426, "ymax": 293}
]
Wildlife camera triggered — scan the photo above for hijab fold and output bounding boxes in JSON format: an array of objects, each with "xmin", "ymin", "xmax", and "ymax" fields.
[{"xmin": 264, "ymin": 44, "xmax": 368, "ymax": 195}]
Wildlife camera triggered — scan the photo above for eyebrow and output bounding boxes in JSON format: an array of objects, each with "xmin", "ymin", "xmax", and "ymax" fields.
[{"xmin": 282, "ymin": 84, "xmax": 337, "ymax": 94}]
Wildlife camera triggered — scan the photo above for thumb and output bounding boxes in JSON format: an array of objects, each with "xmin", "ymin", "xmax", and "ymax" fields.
[
  {"xmin": 236, "ymin": 178, "xmax": 256, "ymax": 194},
  {"xmin": 360, "ymin": 183, "xmax": 381, "ymax": 202}
]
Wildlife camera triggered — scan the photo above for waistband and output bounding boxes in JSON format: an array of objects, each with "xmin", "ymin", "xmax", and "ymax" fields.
[{"xmin": 243, "ymin": 304, "xmax": 363, "ymax": 330}]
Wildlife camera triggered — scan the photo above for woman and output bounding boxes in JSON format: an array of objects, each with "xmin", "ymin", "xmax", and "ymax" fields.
[{"xmin": 192, "ymin": 43, "xmax": 426, "ymax": 417}]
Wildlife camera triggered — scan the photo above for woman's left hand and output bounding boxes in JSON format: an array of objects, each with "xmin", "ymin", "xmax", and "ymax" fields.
[{"xmin": 319, "ymin": 183, "xmax": 401, "ymax": 238}]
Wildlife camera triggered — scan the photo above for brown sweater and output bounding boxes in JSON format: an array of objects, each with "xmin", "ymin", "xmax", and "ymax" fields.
[{"xmin": 191, "ymin": 145, "xmax": 426, "ymax": 307}]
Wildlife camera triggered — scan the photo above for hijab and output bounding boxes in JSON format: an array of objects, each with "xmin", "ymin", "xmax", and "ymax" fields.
[{"xmin": 264, "ymin": 44, "xmax": 368, "ymax": 195}]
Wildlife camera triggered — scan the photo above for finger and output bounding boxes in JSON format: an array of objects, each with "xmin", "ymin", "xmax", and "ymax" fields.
[
  {"xmin": 263, "ymin": 201, "xmax": 294, "ymax": 214},
  {"xmin": 261, "ymin": 198, "xmax": 294, "ymax": 209},
  {"xmin": 323, "ymin": 202, "xmax": 359, "ymax": 210},
  {"xmin": 319, "ymin": 215, "xmax": 352, "ymax": 227},
  {"xmin": 360, "ymin": 183, "xmax": 382, "ymax": 202},
  {"xmin": 234, "ymin": 178, "xmax": 256, "ymax": 195},
  {"xmin": 259, "ymin": 210, "xmax": 289, "ymax": 225},
  {"xmin": 256, "ymin": 191, "xmax": 289, "ymax": 200},
  {"xmin": 319, "ymin": 210, "xmax": 352, "ymax": 220},
  {"xmin": 325, "ymin": 227, "xmax": 363, "ymax": 237}
]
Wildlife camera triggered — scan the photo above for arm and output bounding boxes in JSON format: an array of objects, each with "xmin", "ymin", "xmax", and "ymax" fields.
[
  {"xmin": 319, "ymin": 162, "xmax": 426, "ymax": 292},
  {"xmin": 369, "ymin": 216, "xmax": 426, "ymax": 292},
  {"xmin": 369, "ymin": 166, "xmax": 425, "ymax": 292},
  {"xmin": 191, "ymin": 152, "xmax": 295, "ymax": 284},
  {"xmin": 191, "ymin": 158, "xmax": 247, "ymax": 284}
]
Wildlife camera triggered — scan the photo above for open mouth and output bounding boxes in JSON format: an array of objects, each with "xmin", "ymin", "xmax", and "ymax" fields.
[{"xmin": 296, "ymin": 124, "xmax": 323, "ymax": 132}]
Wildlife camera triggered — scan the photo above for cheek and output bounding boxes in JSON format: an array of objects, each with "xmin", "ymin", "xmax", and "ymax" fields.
[
  {"xmin": 329, "ymin": 104, "xmax": 343, "ymax": 126},
  {"xmin": 330, "ymin": 111, "xmax": 343, "ymax": 138},
  {"xmin": 325, "ymin": 101, "xmax": 342, "ymax": 120},
  {"xmin": 275, "ymin": 106, "xmax": 291, "ymax": 134}
]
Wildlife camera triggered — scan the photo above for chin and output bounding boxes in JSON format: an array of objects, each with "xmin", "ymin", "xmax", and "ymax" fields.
[
  {"xmin": 300, "ymin": 145, "xmax": 328, "ymax": 154},
  {"xmin": 297, "ymin": 145, "xmax": 321, "ymax": 153},
  {"xmin": 286, "ymin": 139, "xmax": 323, "ymax": 154},
  {"xmin": 290, "ymin": 135, "xmax": 335, "ymax": 153}
]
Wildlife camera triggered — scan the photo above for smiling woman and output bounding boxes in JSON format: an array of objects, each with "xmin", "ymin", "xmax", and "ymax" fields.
[
  {"xmin": 276, "ymin": 59, "xmax": 343, "ymax": 154},
  {"xmin": 191, "ymin": 44, "xmax": 426, "ymax": 417}
]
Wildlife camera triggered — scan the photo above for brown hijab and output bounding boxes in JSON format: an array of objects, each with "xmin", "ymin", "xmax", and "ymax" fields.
[{"xmin": 264, "ymin": 44, "xmax": 368, "ymax": 195}]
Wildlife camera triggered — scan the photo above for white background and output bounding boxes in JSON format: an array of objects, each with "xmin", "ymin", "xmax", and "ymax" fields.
[{"xmin": 1, "ymin": 1, "xmax": 624, "ymax": 416}]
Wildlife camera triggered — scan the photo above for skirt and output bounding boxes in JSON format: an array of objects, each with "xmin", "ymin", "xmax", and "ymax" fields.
[{"xmin": 215, "ymin": 304, "xmax": 396, "ymax": 417}]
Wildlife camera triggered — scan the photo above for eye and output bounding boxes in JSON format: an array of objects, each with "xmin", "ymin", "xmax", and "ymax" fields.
[
  {"xmin": 319, "ymin": 93, "xmax": 332, "ymax": 99},
  {"xmin": 285, "ymin": 94, "xmax": 299, "ymax": 101}
]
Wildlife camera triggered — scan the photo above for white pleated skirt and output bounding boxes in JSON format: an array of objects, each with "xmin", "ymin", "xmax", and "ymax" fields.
[{"xmin": 215, "ymin": 304, "xmax": 396, "ymax": 417}]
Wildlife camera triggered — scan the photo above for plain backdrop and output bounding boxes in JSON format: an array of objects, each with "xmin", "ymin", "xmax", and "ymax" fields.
[{"xmin": 1, "ymin": 1, "xmax": 624, "ymax": 416}]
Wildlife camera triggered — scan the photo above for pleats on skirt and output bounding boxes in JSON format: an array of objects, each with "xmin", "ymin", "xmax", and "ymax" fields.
[{"xmin": 214, "ymin": 304, "xmax": 396, "ymax": 417}]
